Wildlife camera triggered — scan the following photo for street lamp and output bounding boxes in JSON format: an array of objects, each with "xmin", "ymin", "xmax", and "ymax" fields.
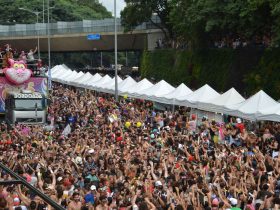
[
  {"xmin": 47, "ymin": 0, "xmax": 51, "ymax": 90},
  {"xmin": 19, "ymin": 8, "xmax": 41, "ymax": 59},
  {"xmin": 114, "ymin": 0, "xmax": 118, "ymax": 102},
  {"xmin": 19, "ymin": 7, "xmax": 54, "ymax": 60}
]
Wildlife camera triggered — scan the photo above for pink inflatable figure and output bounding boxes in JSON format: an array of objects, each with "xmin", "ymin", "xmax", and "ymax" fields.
[{"xmin": 3, "ymin": 59, "xmax": 32, "ymax": 85}]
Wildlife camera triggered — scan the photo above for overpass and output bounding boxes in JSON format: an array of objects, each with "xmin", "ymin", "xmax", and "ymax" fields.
[{"xmin": 0, "ymin": 17, "xmax": 164, "ymax": 52}]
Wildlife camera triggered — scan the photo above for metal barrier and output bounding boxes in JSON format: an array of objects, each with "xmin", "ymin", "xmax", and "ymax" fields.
[
  {"xmin": 0, "ymin": 17, "xmax": 161, "ymax": 37},
  {"xmin": 0, "ymin": 162, "xmax": 65, "ymax": 210}
]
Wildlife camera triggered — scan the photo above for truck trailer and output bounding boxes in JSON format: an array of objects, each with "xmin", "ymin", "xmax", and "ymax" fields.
[{"xmin": 0, "ymin": 58, "xmax": 48, "ymax": 124}]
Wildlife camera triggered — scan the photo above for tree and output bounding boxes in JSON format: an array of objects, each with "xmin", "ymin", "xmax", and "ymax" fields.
[
  {"xmin": 120, "ymin": 0, "xmax": 173, "ymax": 40},
  {"xmin": 0, "ymin": 0, "xmax": 111, "ymax": 24},
  {"xmin": 169, "ymin": 0, "xmax": 275, "ymax": 48}
]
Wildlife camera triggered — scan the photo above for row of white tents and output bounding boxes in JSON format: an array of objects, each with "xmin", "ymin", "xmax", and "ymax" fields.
[{"xmin": 49, "ymin": 64, "xmax": 280, "ymax": 122}]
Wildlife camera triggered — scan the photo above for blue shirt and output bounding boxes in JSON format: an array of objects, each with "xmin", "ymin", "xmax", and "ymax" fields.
[{"xmin": 84, "ymin": 193, "xmax": 94, "ymax": 204}]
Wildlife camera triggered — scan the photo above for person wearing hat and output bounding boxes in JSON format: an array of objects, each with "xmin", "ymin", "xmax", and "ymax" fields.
[
  {"xmin": 229, "ymin": 198, "xmax": 241, "ymax": 210},
  {"xmin": 235, "ymin": 118, "xmax": 245, "ymax": 133},
  {"xmin": 153, "ymin": 180, "xmax": 167, "ymax": 204},
  {"xmin": 84, "ymin": 186, "xmax": 95, "ymax": 205}
]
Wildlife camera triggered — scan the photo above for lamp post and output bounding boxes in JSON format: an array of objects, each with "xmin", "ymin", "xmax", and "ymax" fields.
[
  {"xmin": 19, "ymin": 7, "xmax": 54, "ymax": 60},
  {"xmin": 114, "ymin": 0, "xmax": 118, "ymax": 102},
  {"xmin": 43, "ymin": 0, "xmax": 45, "ymax": 23},
  {"xmin": 47, "ymin": 0, "xmax": 51, "ymax": 90},
  {"xmin": 19, "ymin": 8, "xmax": 41, "ymax": 59}
]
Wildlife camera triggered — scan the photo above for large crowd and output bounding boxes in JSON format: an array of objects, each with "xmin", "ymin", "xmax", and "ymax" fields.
[{"xmin": 0, "ymin": 83, "xmax": 279, "ymax": 210}]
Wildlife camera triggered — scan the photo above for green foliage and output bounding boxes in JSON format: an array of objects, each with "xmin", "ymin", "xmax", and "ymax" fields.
[
  {"xmin": 121, "ymin": 0, "xmax": 173, "ymax": 39},
  {"xmin": 140, "ymin": 48, "xmax": 280, "ymax": 99},
  {"xmin": 0, "ymin": 0, "xmax": 111, "ymax": 24},
  {"xmin": 121, "ymin": 0, "xmax": 280, "ymax": 46},
  {"xmin": 244, "ymin": 48, "xmax": 280, "ymax": 99}
]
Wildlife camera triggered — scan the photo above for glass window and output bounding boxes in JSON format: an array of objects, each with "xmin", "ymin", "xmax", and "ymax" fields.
[{"xmin": 14, "ymin": 99, "xmax": 44, "ymax": 110}]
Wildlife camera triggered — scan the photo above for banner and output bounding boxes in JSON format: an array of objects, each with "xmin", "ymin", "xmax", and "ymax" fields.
[{"xmin": 0, "ymin": 77, "xmax": 48, "ymax": 113}]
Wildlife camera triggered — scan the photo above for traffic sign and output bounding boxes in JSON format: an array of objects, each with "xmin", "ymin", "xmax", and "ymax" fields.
[{"xmin": 87, "ymin": 34, "xmax": 101, "ymax": 40}]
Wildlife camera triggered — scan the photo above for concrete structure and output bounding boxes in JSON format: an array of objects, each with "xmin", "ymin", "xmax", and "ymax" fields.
[{"xmin": 0, "ymin": 18, "xmax": 164, "ymax": 52}]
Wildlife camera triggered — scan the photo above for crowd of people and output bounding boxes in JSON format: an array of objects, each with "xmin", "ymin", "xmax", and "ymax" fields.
[
  {"xmin": 0, "ymin": 83, "xmax": 279, "ymax": 210},
  {"xmin": 213, "ymin": 35, "xmax": 272, "ymax": 49}
]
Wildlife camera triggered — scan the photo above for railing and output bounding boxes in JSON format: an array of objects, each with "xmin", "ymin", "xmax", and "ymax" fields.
[
  {"xmin": 0, "ymin": 162, "xmax": 65, "ymax": 210},
  {"xmin": 0, "ymin": 16, "xmax": 161, "ymax": 37}
]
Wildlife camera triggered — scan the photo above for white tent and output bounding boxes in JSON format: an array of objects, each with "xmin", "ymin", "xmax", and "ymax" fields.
[
  {"xmin": 118, "ymin": 77, "xmax": 137, "ymax": 94},
  {"xmin": 69, "ymin": 72, "xmax": 87, "ymax": 86},
  {"xmin": 82, "ymin": 73, "xmax": 103, "ymax": 88},
  {"xmin": 102, "ymin": 76, "xmax": 137, "ymax": 94},
  {"xmin": 57, "ymin": 71, "xmax": 78, "ymax": 84},
  {"xmin": 176, "ymin": 84, "xmax": 220, "ymax": 108},
  {"xmin": 257, "ymin": 104, "xmax": 280, "ymax": 122},
  {"xmin": 224, "ymin": 90, "xmax": 278, "ymax": 121},
  {"xmin": 51, "ymin": 65, "xmax": 70, "ymax": 78},
  {"xmin": 156, "ymin": 83, "xmax": 193, "ymax": 105},
  {"xmin": 199, "ymin": 88, "xmax": 245, "ymax": 113},
  {"xmin": 88, "ymin": 75, "xmax": 112, "ymax": 90},
  {"xmin": 135, "ymin": 80, "xmax": 175, "ymax": 100},
  {"xmin": 52, "ymin": 69, "xmax": 73, "ymax": 82},
  {"xmin": 99, "ymin": 76, "xmax": 123, "ymax": 93},
  {"xmin": 49, "ymin": 65, "xmax": 62, "ymax": 75},
  {"xmin": 71, "ymin": 72, "xmax": 92, "ymax": 87},
  {"xmin": 65, "ymin": 71, "xmax": 84, "ymax": 84},
  {"xmin": 125, "ymin": 78, "xmax": 153, "ymax": 98}
]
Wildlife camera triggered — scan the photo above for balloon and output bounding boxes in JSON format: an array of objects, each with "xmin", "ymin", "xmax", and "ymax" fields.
[
  {"xmin": 136, "ymin": 122, "xmax": 142, "ymax": 128},
  {"xmin": 125, "ymin": 121, "xmax": 131, "ymax": 128},
  {"xmin": 123, "ymin": 94, "xmax": 128, "ymax": 99},
  {"xmin": 4, "ymin": 59, "xmax": 32, "ymax": 85}
]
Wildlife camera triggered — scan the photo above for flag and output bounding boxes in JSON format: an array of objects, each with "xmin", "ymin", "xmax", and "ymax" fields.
[{"xmin": 62, "ymin": 124, "xmax": 71, "ymax": 136}]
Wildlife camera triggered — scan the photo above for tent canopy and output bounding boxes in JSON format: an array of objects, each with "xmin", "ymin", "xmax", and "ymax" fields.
[
  {"xmin": 199, "ymin": 88, "xmax": 245, "ymax": 113},
  {"xmin": 136, "ymin": 80, "xmax": 175, "ymax": 100},
  {"xmin": 125, "ymin": 78, "xmax": 153, "ymax": 97},
  {"xmin": 225, "ymin": 90, "xmax": 278, "ymax": 120},
  {"xmin": 118, "ymin": 77, "xmax": 137, "ymax": 93},
  {"xmin": 177, "ymin": 84, "xmax": 220, "ymax": 108}
]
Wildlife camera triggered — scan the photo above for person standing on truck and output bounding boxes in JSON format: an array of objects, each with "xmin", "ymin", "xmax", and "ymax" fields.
[
  {"xmin": 19, "ymin": 51, "xmax": 27, "ymax": 63},
  {"xmin": 2, "ymin": 44, "xmax": 13, "ymax": 68},
  {"xmin": 27, "ymin": 46, "xmax": 37, "ymax": 68}
]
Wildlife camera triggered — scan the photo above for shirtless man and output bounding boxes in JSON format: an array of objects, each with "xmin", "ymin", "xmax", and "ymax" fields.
[
  {"xmin": 67, "ymin": 192, "xmax": 82, "ymax": 210},
  {"xmin": 95, "ymin": 195, "xmax": 109, "ymax": 210}
]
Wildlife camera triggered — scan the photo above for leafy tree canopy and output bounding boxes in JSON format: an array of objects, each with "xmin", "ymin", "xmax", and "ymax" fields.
[
  {"xmin": 0, "ymin": 0, "xmax": 112, "ymax": 24},
  {"xmin": 121, "ymin": 0, "xmax": 280, "ymax": 47},
  {"xmin": 120, "ymin": 0, "xmax": 173, "ymax": 39}
]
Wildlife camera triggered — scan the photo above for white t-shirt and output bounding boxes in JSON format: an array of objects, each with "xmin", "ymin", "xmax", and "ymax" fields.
[
  {"xmin": 13, "ymin": 205, "xmax": 28, "ymax": 210},
  {"xmin": 27, "ymin": 52, "xmax": 35, "ymax": 61}
]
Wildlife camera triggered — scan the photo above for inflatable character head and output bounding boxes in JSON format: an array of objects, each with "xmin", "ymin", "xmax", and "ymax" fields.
[{"xmin": 3, "ymin": 59, "xmax": 32, "ymax": 85}]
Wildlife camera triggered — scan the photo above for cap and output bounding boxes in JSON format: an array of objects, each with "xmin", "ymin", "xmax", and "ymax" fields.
[
  {"xmin": 13, "ymin": 197, "xmax": 20, "ymax": 206},
  {"xmin": 75, "ymin": 156, "xmax": 83, "ymax": 164},
  {"xmin": 90, "ymin": 185, "xmax": 96, "ymax": 190},
  {"xmin": 155, "ymin": 180, "xmax": 162, "ymax": 187},
  {"xmin": 249, "ymin": 131, "xmax": 256, "ymax": 136},
  {"xmin": 236, "ymin": 118, "xmax": 241, "ymax": 123},
  {"xmin": 229, "ymin": 198, "xmax": 238, "ymax": 206},
  {"xmin": 57, "ymin": 177, "xmax": 63, "ymax": 182},
  {"xmin": 88, "ymin": 149, "xmax": 94, "ymax": 154},
  {"xmin": 191, "ymin": 114, "xmax": 196, "ymax": 120}
]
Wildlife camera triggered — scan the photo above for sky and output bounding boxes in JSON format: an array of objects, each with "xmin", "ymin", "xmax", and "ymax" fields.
[{"xmin": 99, "ymin": 0, "xmax": 126, "ymax": 17}]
